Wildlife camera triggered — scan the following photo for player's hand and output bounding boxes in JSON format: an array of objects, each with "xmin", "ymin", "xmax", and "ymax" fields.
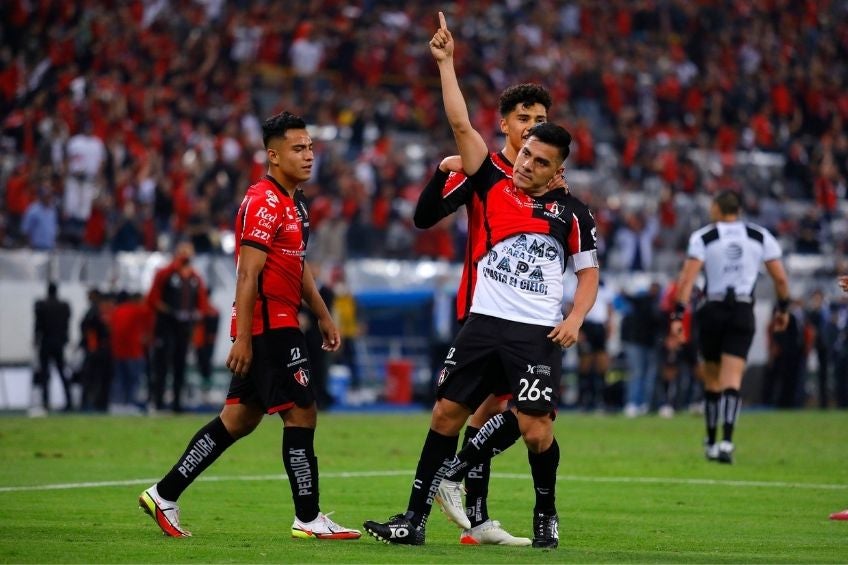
[
  {"xmin": 546, "ymin": 170, "xmax": 569, "ymax": 191},
  {"xmin": 772, "ymin": 311, "xmax": 789, "ymax": 332},
  {"xmin": 318, "ymin": 315, "xmax": 341, "ymax": 352},
  {"xmin": 439, "ymin": 155, "xmax": 463, "ymax": 173},
  {"xmin": 429, "ymin": 11, "xmax": 454, "ymax": 62},
  {"xmin": 548, "ymin": 317, "xmax": 581, "ymax": 348},
  {"xmin": 226, "ymin": 337, "xmax": 252, "ymax": 378},
  {"xmin": 839, "ymin": 275, "xmax": 848, "ymax": 293}
]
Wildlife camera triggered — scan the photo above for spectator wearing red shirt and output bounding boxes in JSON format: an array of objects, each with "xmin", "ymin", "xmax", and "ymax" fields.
[
  {"xmin": 4, "ymin": 161, "xmax": 32, "ymax": 243},
  {"xmin": 110, "ymin": 292, "xmax": 151, "ymax": 411}
]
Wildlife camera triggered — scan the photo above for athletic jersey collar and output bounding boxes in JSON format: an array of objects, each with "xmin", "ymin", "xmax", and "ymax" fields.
[
  {"xmin": 494, "ymin": 150, "xmax": 513, "ymax": 169},
  {"xmin": 263, "ymin": 174, "xmax": 298, "ymax": 200},
  {"xmin": 542, "ymin": 187, "xmax": 569, "ymax": 200}
]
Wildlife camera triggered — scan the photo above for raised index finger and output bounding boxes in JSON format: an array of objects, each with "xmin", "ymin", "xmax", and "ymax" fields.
[{"xmin": 438, "ymin": 11, "xmax": 447, "ymax": 30}]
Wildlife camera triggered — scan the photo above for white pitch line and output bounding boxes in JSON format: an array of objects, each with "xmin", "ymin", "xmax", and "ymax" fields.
[{"xmin": 0, "ymin": 471, "xmax": 845, "ymax": 494}]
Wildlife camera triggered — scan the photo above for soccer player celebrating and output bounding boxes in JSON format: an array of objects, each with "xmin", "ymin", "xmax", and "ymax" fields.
[
  {"xmin": 139, "ymin": 112, "xmax": 360, "ymax": 540},
  {"xmin": 413, "ymin": 82, "xmax": 558, "ymax": 547},
  {"xmin": 363, "ymin": 12, "xmax": 599, "ymax": 549}
]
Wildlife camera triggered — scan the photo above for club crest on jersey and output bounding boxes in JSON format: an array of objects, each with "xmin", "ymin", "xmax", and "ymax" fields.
[
  {"xmin": 544, "ymin": 201, "xmax": 563, "ymax": 217},
  {"xmin": 294, "ymin": 368, "xmax": 310, "ymax": 387},
  {"xmin": 265, "ymin": 190, "xmax": 279, "ymax": 208},
  {"xmin": 437, "ymin": 368, "xmax": 449, "ymax": 387}
]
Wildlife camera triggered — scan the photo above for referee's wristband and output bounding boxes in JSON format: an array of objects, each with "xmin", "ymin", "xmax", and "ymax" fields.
[
  {"xmin": 669, "ymin": 302, "xmax": 686, "ymax": 322},
  {"xmin": 776, "ymin": 298, "xmax": 790, "ymax": 313}
]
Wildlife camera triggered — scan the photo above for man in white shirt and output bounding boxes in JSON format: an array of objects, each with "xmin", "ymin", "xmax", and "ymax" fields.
[
  {"xmin": 670, "ymin": 190, "xmax": 790, "ymax": 464},
  {"xmin": 63, "ymin": 122, "xmax": 105, "ymax": 242}
]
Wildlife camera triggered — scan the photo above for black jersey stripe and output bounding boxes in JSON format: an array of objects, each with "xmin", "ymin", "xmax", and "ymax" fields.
[
  {"xmin": 745, "ymin": 225, "xmax": 764, "ymax": 243},
  {"xmin": 701, "ymin": 228, "xmax": 719, "ymax": 245}
]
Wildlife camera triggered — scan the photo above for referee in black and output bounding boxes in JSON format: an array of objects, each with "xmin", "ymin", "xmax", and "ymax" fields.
[{"xmin": 670, "ymin": 191, "xmax": 790, "ymax": 464}]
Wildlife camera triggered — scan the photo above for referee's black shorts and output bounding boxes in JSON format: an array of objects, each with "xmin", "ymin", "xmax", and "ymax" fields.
[
  {"xmin": 436, "ymin": 313, "xmax": 560, "ymax": 415},
  {"xmin": 695, "ymin": 301, "xmax": 755, "ymax": 362},
  {"xmin": 577, "ymin": 321, "xmax": 607, "ymax": 355}
]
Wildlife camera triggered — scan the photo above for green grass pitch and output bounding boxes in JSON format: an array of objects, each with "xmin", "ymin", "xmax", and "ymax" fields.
[{"xmin": 1, "ymin": 410, "xmax": 846, "ymax": 563}]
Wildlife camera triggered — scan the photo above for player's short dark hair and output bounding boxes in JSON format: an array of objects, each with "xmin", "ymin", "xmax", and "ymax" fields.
[
  {"xmin": 527, "ymin": 122, "xmax": 572, "ymax": 161},
  {"xmin": 714, "ymin": 190, "xmax": 742, "ymax": 215},
  {"xmin": 262, "ymin": 111, "xmax": 307, "ymax": 148},
  {"xmin": 498, "ymin": 83, "xmax": 552, "ymax": 117}
]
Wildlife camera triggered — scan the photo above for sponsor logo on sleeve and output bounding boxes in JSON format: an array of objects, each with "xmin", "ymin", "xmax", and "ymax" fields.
[
  {"xmin": 265, "ymin": 190, "xmax": 279, "ymax": 208},
  {"xmin": 248, "ymin": 227, "xmax": 270, "ymax": 241}
]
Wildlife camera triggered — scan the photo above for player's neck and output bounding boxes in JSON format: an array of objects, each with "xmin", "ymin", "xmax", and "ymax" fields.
[
  {"xmin": 501, "ymin": 145, "xmax": 517, "ymax": 163},
  {"xmin": 266, "ymin": 170, "xmax": 298, "ymax": 197},
  {"xmin": 520, "ymin": 184, "xmax": 548, "ymax": 198}
]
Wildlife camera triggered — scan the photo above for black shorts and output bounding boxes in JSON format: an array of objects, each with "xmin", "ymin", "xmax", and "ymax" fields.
[
  {"xmin": 695, "ymin": 302, "xmax": 755, "ymax": 363},
  {"xmin": 577, "ymin": 321, "xmax": 607, "ymax": 355},
  {"xmin": 436, "ymin": 314, "xmax": 560, "ymax": 415},
  {"xmin": 226, "ymin": 328, "xmax": 315, "ymax": 414}
]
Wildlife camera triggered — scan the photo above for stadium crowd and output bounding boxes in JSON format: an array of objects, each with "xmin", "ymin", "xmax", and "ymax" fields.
[
  {"xmin": 4, "ymin": 1, "xmax": 848, "ymax": 415},
  {"xmin": 1, "ymin": 0, "xmax": 848, "ymax": 267}
]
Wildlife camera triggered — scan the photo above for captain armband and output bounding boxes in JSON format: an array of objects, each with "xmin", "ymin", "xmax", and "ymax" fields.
[
  {"xmin": 572, "ymin": 249, "xmax": 599, "ymax": 271},
  {"xmin": 669, "ymin": 302, "xmax": 686, "ymax": 322}
]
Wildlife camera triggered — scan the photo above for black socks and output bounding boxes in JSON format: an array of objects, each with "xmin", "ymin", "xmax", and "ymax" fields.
[
  {"xmin": 157, "ymin": 416, "xmax": 236, "ymax": 501},
  {"xmin": 444, "ymin": 410, "xmax": 521, "ymax": 482},
  {"xmin": 283, "ymin": 426, "xmax": 320, "ymax": 523},
  {"xmin": 528, "ymin": 438, "xmax": 559, "ymax": 514},
  {"xmin": 406, "ymin": 429, "xmax": 459, "ymax": 530},
  {"xmin": 704, "ymin": 390, "xmax": 721, "ymax": 445},
  {"xmin": 720, "ymin": 388, "xmax": 741, "ymax": 443}
]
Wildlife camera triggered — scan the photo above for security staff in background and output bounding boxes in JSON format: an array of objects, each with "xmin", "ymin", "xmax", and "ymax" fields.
[
  {"xmin": 33, "ymin": 281, "xmax": 73, "ymax": 412},
  {"xmin": 146, "ymin": 241, "xmax": 209, "ymax": 413},
  {"xmin": 670, "ymin": 190, "xmax": 790, "ymax": 464}
]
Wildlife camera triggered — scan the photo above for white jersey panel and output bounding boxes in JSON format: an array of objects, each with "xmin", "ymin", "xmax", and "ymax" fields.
[
  {"xmin": 471, "ymin": 233, "xmax": 565, "ymax": 326},
  {"xmin": 686, "ymin": 220, "xmax": 782, "ymax": 297}
]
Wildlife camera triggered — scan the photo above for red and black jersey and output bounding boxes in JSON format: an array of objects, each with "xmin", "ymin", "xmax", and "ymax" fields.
[
  {"xmin": 467, "ymin": 154, "xmax": 597, "ymax": 266},
  {"xmin": 413, "ymin": 151, "xmax": 513, "ymax": 322},
  {"xmin": 231, "ymin": 175, "xmax": 310, "ymax": 337}
]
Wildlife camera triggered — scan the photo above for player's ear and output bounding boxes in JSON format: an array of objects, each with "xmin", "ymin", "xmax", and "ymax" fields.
[
  {"xmin": 266, "ymin": 147, "xmax": 278, "ymax": 165},
  {"xmin": 499, "ymin": 118, "xmax": 509, "ymax": 135}
]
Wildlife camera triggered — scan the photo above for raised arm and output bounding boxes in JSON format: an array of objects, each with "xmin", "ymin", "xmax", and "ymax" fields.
[
  {"xmin": 414, "ymin": 155, "xmax": 472, "ymax": 228},
  {"xmin": 429, "ymin": 12, "xmax": 489, "ymax": 176}
]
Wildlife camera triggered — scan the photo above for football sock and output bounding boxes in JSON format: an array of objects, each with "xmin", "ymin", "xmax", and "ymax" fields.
[
  {"xmin": 444, "ymin": 410, "xmax": 521, "ymax": 482},
  {"xmin": 406, "ymin": 428, "xmax": 459, "ymax": 530},
  {"xmin": 528, "ymin": 438, "xmax": 559, "ymax": 514},
  {"xmin": 720, "ymin": 388, "xmax": 741, "ymax": 443},
  {"xmin": 157, "ymin": 416, "xmax": 235, "ymax": 501},
  {"xmin": 461, "ymin": 425, "xmax": 490, "ymax": 528},
  {"xmin": 283, "ymin": 426, "xmax": 320, "ymax": 523},
  {"xmin": 704, "ymin": 390, "xmax": 720, "ymax": 445}
]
